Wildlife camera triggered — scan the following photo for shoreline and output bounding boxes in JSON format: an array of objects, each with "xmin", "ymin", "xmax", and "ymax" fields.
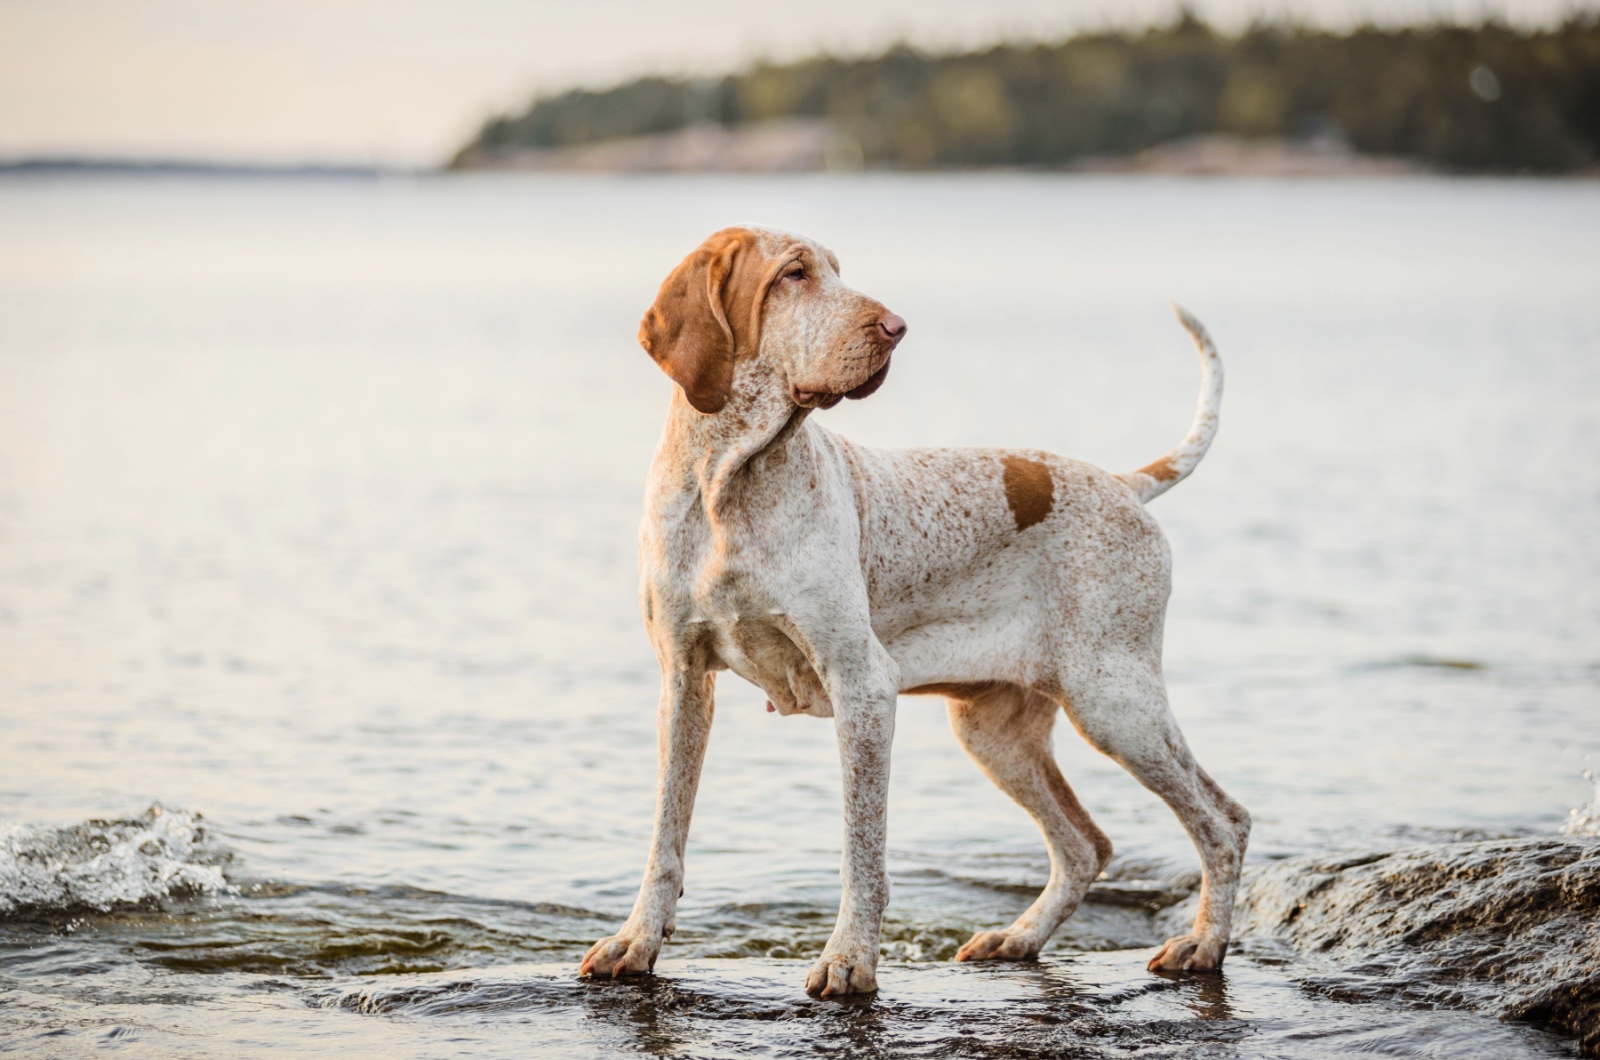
[
  {"xmin": 10, "ymin": 133, "xmax": 1600, "ymax": 181},
  {"xmin": 452, "ymin": 124, "xmax": 1437, "ymax": 178}
]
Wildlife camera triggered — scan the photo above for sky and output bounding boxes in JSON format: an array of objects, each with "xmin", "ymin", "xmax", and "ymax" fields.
[{"xmin": 0, "ymin": 0, "xmax": 1590, "ymax": 166}]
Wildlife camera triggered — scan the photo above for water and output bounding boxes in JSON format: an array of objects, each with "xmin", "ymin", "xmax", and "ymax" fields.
[{"xmin": 1, "ymin": 173, "xmax": 1597, "ymax": 1057}]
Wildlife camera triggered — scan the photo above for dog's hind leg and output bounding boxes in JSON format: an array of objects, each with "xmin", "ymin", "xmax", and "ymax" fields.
[
  {"xmin": 1055, "ymin": 658, "xmax": 1250, "ymax": 973},
  {"xmin": 949, "ymin": 683, "xmax": 1113, "ymax": 962}
]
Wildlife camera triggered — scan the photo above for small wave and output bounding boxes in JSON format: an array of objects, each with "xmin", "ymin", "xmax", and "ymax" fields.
[
  {"xmin": 1561, "ymin": 771, "xmax": 1600, "ymax": 837},
  {"xmin": 0, "ymin": 804, "xmax": 232, "ymax": 916}
]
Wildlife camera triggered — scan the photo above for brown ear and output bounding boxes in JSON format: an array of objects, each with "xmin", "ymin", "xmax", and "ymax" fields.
[{"xmin": 638, "ymin": 229, "xmax": 771, "ymax": 414}]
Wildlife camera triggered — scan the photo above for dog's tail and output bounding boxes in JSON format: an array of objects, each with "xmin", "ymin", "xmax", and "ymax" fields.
[{"xmin": 1116, "ymin": 306, "xmax": 1222, "ymax": 505}]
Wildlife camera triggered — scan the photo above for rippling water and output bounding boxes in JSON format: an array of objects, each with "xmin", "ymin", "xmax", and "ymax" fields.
[{"xmin": 1, "ymin": 173, "xmax": 1597, "ymax": 1057}]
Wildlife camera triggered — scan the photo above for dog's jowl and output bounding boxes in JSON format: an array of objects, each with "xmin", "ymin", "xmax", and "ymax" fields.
[{"xmin": 579, "ymin": 226, "xmax": 1250, "ymax": 998}]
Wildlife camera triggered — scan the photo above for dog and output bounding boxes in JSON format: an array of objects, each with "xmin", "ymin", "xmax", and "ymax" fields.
[{"xmin": 579, "ymin": 226, "xmax": 1251, "ymax": 998}]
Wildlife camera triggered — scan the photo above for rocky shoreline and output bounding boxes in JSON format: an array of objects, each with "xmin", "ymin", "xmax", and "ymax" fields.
[
  {"xmin": 451, "ymin": 121, "xmax": 1430, "ymax": 177},
  {"xmin": 1160, "ymin": 836, "xmax": 1600, "ymax": 1054},
  {"xmin": 6, "ymin": 816, "xmax": 1596, "ymax": 1055},
  {"xmin": 319, "ymin": 834, "xmax": 1600, "ymax": 1055}
]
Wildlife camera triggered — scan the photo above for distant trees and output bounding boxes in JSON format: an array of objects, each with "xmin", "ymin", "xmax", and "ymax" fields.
[{"xmin": 458, "ymin": 15, "xmax": 1600, "ymax": 172}]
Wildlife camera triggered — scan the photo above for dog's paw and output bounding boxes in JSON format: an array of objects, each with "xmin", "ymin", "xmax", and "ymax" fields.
[
  {"xmin": 804, "ymin": 948, "xmax": 878, "ymax": 998},
  {"xmin": 1147, "ymin": 932, "xmax": 1227, "ymax": 973},
  {"xmin": 954, "ymin": 929, "xmax": 1039, "ymax": 962},
  {"xmin": 579, "ymin": 929, "xmax": 661, "ymax": 978}
]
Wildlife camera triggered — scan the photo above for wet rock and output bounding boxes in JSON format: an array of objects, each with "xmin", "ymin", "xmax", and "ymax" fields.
[
  {"xmin": 308, "ymin": 954, "xmax": 1575, "ymax": 1057},
  {"xmin": 1170, "ymin": 837, "xmax": 1600, "ymax": 1055}
]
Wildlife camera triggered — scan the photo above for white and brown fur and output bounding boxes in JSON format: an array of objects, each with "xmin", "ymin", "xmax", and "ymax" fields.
[{"xmin": 579, "ymin": 226, "xmax": 1250, "ymax": 997}]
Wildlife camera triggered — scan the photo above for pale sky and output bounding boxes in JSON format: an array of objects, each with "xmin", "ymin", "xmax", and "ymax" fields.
[{"xmin": 0, "ymin": 0, "xmax": 1588, "ymax": 166}]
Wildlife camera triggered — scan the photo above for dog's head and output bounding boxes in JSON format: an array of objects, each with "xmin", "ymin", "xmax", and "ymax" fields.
[{"xmin": 638, "ymin": 226, "xmax": 906, "ymax": 414}]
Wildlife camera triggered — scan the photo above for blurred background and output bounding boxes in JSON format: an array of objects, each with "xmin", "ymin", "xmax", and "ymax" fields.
[
  {"xmin": 1, "ymin": 2, "xmax": 1598, "ymax": 1057},
  {"xmin": 2, "ymin": 0, "xmax": 1597, "ymax": 171}
]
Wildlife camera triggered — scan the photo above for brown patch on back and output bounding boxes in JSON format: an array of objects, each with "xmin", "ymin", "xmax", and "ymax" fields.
[
  {"xmin": 902, "ymin": 681, "xmax": 1004, "ymax": 700},
  {"xmin": 1001, "ymin": 456, "xmax": 1054, "ymax": 532},
  {"xmin": 1136, "ymin": 455, "xmax": 1180, "ymax": 482}
]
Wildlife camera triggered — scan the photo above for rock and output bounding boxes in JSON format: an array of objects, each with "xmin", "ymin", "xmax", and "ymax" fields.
[{"xmin": 1164, "ymin": 837, "xmax": 1600, "ymax": 1055}]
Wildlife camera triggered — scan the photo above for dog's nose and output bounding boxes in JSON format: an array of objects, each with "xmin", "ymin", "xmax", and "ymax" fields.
[{"xmin": 878, "ymin": 314, "xmax": 907, "ymax": 341}]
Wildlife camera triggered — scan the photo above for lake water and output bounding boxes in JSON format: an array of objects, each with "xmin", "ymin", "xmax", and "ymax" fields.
[{"xmin": 1, "ymin": 173, "xmax": 1597, "ymax": 1057}]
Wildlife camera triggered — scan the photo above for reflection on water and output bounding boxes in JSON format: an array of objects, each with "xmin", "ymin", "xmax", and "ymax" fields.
[
  {"xmin": 304, "ymin": 958, "xmax": 1575, "ymax": 1059},
  {"xmin": 0, "ymin": 173, "xmax": 1597, "ymax": 1056},
  {"xmin": 1176, "ymin": 969, "xmax": 1234, "ymax": 1022}
]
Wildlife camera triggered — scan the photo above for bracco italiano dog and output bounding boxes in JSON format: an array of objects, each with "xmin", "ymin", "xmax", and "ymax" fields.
[{"xmin": 580, "ymin": 226, "xmax": 1251, "ymax": 998}]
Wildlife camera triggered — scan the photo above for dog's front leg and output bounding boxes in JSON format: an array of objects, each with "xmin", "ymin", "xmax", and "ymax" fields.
[
  {"xmin": 580, "ymin": 666, "xmax": 714, "ymax": 978},
  {"xmin": 807, "ymin": 654, "xmax": 899, "ymax": 998}
]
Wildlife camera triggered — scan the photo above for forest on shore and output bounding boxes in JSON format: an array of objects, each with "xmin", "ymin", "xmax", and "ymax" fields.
[{"xmin": 454, "ymin": 14, "xmax": 1600, "ymax": 172}]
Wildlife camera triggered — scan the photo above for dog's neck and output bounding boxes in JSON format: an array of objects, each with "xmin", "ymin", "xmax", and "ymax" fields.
[{"xmin": 655, "ymin": 365, "xmax": 814, "ymax": 517}]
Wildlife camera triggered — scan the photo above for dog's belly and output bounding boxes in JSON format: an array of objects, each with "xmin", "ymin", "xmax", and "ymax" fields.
[
  {"xmin": 884, "ymin": 623, "xmax": 1039, "ymax": 692},
  {"xmin": 877, "ymin": 577, "xmax": 1054, "ymax": 692}
]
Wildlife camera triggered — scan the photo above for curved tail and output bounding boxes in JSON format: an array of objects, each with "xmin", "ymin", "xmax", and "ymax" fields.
[{"xmin": 1117, "ymin": 306, "xmax": 1223, "ymax": 504}]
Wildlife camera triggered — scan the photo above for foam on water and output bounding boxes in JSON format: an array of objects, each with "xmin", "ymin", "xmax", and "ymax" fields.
[
  {"xmin": 0, "ymin": 804, "xmax": 232, "ymax": 915},
  {"xmin": 1561, "ymin": 771, "xmax": 1600, "ymax": 837}
]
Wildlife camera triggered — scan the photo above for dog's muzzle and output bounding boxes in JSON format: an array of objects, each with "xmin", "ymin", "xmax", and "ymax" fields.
[
  {"xmin": 793, "ymin": 316, "xmax": 905, "ymax": 408},
  {"xmin": 793, "ymin": 355, "xmax": 891, "ymax": 408}
]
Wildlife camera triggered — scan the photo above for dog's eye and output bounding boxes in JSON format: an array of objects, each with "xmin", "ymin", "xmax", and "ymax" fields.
[{"xmin": 783, "ymin": 266, "xmax": 805, "ymax": 282}]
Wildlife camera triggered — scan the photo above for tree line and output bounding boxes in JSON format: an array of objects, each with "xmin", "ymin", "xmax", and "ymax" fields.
[{"xmin": 456, "ymin": 14, "xmax": 1600, "ymax": 172}]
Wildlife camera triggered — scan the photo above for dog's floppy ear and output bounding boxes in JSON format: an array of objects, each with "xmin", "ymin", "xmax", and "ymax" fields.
[{"xmin": 638, "ymin": 229, "xmax": 770, "ymax": 414}]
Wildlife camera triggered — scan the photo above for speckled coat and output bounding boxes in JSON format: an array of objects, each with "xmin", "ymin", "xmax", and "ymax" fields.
[{"xmin": 580, "ymin": 226, "xmax": 1251, "ymax": 998}]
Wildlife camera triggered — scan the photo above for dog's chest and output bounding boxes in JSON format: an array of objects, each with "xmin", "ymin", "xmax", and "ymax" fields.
[
  {"xmin": 641, "ymin": 501, "xmax": 824, "ymax": 714},
  {"xmin": 643, "ymin": 442, "xmax": 853, "ymax": 718},
  {"xmin": 681, "ymin": 576, "xmax": 831, "ymax": 718}
]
